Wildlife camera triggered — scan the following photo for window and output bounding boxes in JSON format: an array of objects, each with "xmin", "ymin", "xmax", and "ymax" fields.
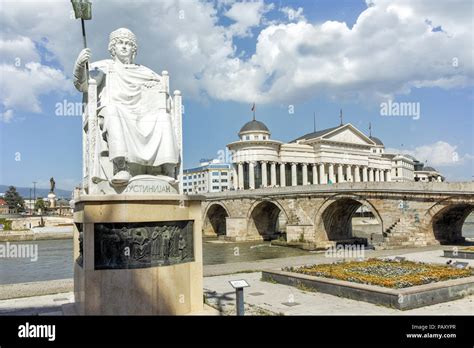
[
  {"xmin": 245, "ymin": 136, "xmax": 250, "ymax": 140},
  {"xmin": 221, "ymin": 172, "xmax": 228, "ymax": 176},
  {"xmin": 212, "ymin": 186, "xmax": 219, "ymax": 190},
  {"xmin": 212, "ymin": 179, "xmax": 219, "ymax": 183},
  {"xmin": 221, "ymin": 179, "xmax": 228, "ymax": 183},
  {"xmin": 212, "ymin": 172, "xmax": 219, "ymax": 176}
]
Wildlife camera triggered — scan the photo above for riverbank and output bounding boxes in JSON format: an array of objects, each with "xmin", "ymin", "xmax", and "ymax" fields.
[
  {"xmin": 0, "ymin": 226, "xmax": 73, "ymax": 242},
  {"xmin": 0, "ymin": 245, "xmax": 459, "ymax": 300},
  {"xmin": 1, "ymin": 247, "xmax": 473, "ymax": 315}
]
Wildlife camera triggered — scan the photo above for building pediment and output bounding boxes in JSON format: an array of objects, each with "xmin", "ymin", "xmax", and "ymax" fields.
[{"xmin": 321, "ymin": 124, "xmax": 375, "ymax": 146}]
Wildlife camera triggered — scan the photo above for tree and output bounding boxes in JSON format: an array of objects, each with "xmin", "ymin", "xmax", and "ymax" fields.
[
  {"xmin": 3, "ymin": 186, "xmax": 25, "ymax": 212},
  {"xmin": 35, "ymin": 197, "xmax": 46, "ymax": 212}
]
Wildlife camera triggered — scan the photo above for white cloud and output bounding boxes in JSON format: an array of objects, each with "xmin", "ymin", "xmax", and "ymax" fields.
[
  {"xmin": 0, "ymin": 0, "xmax": 472, "ymax": 109},
  {"xmin": 225, "ymin": 0, "xmax": 274, "ymax": 37},
  {"xmin": 0, "ymin": 36, "xmax": 40, "ymax": 65},
  {"xmin": 0, "ymin": 62, "xmax": 72, "ymax": 113},
  {"xmin": 0, "ymin": 34, "xmax": 71, "ymax": 120},
  {"xmin": 0, "ymin": 110, "xmax": 14, "ymax": 123},
  {"xmin": 386, "ymin": 141, "xmax": 471, "ymax": 167}
]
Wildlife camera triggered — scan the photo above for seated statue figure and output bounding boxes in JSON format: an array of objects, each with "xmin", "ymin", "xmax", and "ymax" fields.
[{"xmin": 73, "ymin": 28, "xmax": 179, "ymax": 188}]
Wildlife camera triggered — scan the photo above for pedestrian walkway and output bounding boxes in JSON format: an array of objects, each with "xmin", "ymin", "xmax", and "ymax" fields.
[{"xmin": 204, "ymin": 272, "xmax": 474, "ymax": 315}]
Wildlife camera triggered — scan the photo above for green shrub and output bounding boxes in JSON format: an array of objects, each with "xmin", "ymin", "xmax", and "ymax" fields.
[{"xmin": 0, "ymin": 218, "xmax": 12, "ymax": 231}]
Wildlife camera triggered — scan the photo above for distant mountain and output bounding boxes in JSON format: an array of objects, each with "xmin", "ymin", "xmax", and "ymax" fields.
[{"xmin": 0, "ymin": 185, "xmax": 72, "ymax": 200}]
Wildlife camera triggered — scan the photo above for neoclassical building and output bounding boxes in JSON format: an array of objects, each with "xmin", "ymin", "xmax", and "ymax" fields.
[{"xmin": 228, "ymin": 119, "xmax": 410, "ymax": 189}]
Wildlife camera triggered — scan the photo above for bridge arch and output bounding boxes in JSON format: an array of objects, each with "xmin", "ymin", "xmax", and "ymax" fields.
[
  {"xmin": 425, "ymin": 198, "xmax": 474, "ymax": 244},
  {"xmin": 314, "ymin": 194, "xmax": 383, "ymax": 243},
  {"xmin": 202, "ymin": 202, "xmax": 230, "ymax": 237},
  {"xmin": 246, "ymin": 199, "xmax": 289, "ymax": 241}
]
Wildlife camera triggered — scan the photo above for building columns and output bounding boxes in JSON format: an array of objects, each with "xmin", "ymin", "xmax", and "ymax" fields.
[
  {"xmin": 369, "ymin": 168, "xmax": 374, "ymax": 182},
  {"xmin": 380, "ymin": 169, "xmax": 385, "ymax": 182},
  {"xmin": 362, "ymin": 166, "xmax": 368, "ymax": 182},
  {"xmin": 319, "ymin": 163, "xmax": 327, "ymax": 184},
  {"xmin": 249, "ymin": 161, "xmax": 255, "ymax": 189},
  {"xmin": 312, "ymin": 164, "xmax": 318, "ymax": 185},
  {"xmin": 354, "ymin": 165, "xmax": 360, "ymax": 182},
  {"xmin": 386, "ymin": 170, "xmax": 391, "ymax": 182},
  {"xmin": 238, "ymin": 162, "xmax": 244, "ymax": 189},
  {"xmin": 261, "ymin": 161, "xmax": 268, "ymax": 187},
  {"xmin": 328, "ymin": 164, "xmax": 335, "ymax": 183},
  {"xmin": 270, "ymin": 162, "xmax": 277, "ymax": 186},
  {"xmin": 337, "ymin": 164, "xmax": 344, "ymax": 183},
  {"xmin": 233, "ymin": 164, "xmax": 239, "ymax": 189},
  {"xmin": 291, "ymin": 163, "xmax": 297, "ymax": 186},
  {"xmin": 302, "ymin": 164, "xmax": 308, "ymax": 185},
  {"xmin": 346, "ymin": 165, "xmax": 352, "ymax": 182},
  {"xmin": 375, "ymin": 169, "xmax": 380, "ymax": 182},
  {"xmin": 280, "ymin": 163, "xmax": 286, "ymax": 187}
]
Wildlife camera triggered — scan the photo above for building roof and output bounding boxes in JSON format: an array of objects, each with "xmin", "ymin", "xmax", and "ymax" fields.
[
  {"xmin": 423, "ymin": 166, "xmax": 437, "ymax": 172},
  {"xmin": 239, "ymin": 120, "xmax": 270, "ymax": 134},
  {"xmin": 369, "ymin": 136, "xmax": 384, "ymax": 146},
  {"xmin": 184, "ymin": 163, "xmax": 232, "ymax": 173},
  {"xmin": 0, "ymin": 198, "xmax": 6, "ymax": 206},
  {"xmin": 291, "ymin": 126, "xmax": 341, "ymax": 142}
]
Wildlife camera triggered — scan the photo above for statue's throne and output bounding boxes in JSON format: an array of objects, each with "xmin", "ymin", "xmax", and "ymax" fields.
[{"xmin": 81, "ymin": 71, "xmax": 183, "ymax": 195}]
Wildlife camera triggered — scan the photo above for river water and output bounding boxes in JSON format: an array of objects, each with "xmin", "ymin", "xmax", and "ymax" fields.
[
  {"xmin": 0, "ymin": 239, "xmax": 312, "ymax": 285},
  {"xmin": 1, "ymin": 216, "xmax": 473, "ymax": 285}
]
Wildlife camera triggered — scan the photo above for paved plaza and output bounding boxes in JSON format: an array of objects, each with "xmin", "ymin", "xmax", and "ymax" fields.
[{"xmin": 1, "ymin": 246, "xmax": 472, "ymax": 316}]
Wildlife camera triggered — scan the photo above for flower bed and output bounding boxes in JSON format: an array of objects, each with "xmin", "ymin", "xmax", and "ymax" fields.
[{"xmin": 283, "ymin": 258, "xmax": 472, "ymax": 289}]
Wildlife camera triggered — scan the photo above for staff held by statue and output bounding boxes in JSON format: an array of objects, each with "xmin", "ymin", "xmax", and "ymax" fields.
[{"xmin": 71, "ymin": 0, "xmax": 92, "ymax": 79}]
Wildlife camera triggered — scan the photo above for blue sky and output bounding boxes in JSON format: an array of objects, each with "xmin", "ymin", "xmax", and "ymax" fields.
[{"xmin": 1, "ymin": 0, "xmax": 473, "ymax": 191}]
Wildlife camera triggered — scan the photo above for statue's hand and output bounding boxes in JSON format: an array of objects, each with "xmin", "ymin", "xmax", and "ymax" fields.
[{"xmin": 76, "ymin": 48, "xmax": 91, "ymax": 67}]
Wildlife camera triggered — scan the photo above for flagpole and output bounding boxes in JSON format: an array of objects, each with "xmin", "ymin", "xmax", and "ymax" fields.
[{"xmin": 313, "ymin": 112, "xmax": 316, "ymax": 132}]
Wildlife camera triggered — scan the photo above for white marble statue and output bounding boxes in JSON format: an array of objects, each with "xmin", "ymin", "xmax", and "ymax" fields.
[{"xmin": 73, "ymin": 28, "xmax": 183, "ymax": 194}]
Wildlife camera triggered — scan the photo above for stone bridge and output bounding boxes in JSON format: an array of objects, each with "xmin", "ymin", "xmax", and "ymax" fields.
[{"xmin": 201, "ymin": 182, "xmax": 474, "ymax": 248}]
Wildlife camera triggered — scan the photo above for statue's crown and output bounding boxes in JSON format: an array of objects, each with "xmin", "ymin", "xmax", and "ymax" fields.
[{"xmin": 109, "ymin": 28, "xmax": 137, "ymax": 44}]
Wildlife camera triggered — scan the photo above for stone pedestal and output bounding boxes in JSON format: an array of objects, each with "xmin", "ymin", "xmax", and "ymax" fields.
[
  {"xmin": 48, "ymin": 192, "xmax": 57, "ymax": 208},
  {"xmin": 73, "ymin": 194, "xmax": 204, "ymax": 315}
]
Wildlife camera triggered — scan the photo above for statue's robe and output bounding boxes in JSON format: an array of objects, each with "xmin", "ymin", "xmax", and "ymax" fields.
[{"xmin": 85, "ymin": 59, "xmax": 179, "ymax": 181}]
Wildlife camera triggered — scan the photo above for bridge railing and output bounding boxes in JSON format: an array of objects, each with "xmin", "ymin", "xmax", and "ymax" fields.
[{"xmin": 204, "ymin": 181, "xmax": 474, "ymax": 199}]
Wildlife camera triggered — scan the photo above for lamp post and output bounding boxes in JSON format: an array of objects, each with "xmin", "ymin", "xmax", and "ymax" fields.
[{"xmin": 32, "ymin": 181, "xmax": 37, "ymax": 215}]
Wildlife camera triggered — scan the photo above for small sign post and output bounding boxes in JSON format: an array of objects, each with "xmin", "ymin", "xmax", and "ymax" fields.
[{"xmin": 229, "ymin": 279, "xmax": 250, "ymax": 316}]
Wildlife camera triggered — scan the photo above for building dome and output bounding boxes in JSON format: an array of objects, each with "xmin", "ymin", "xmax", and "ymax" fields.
[
  {"xmin": 239, "ymin": 120, "xmax": 269, "ymax": 135},
  {"xmin": 369, "ymin": 136, "xmax": 384, "ymax": 146},
  {"xmin": 423, "ymin": 166, "xmax": 437, "ymax": 172}
]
